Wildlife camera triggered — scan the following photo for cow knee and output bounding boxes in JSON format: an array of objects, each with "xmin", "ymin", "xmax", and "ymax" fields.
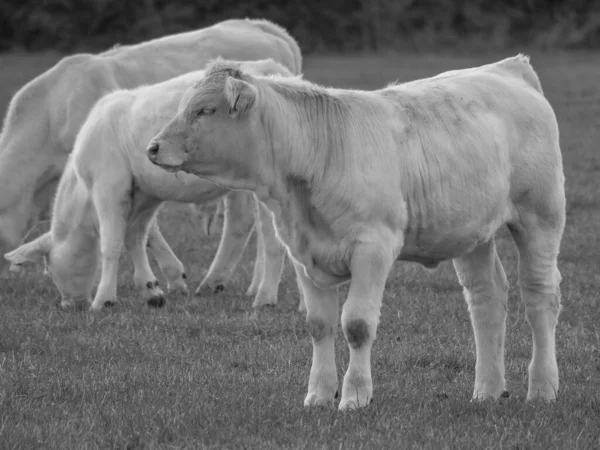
[
  {"xmin": 519, "ymin": 266, "xmax": 562, "ymax": 314},
  {"xmin": 521, "ymin": 284, "xmax": 562, "ymax": 317},
  {"xmin": 459, "ymin": 270, "xmax": 508, "ymax": 310},
  {"xmin": 343, "ymin": 318, "xmax": 370, "ymax": 349},
  {"xmin": 306, "ymin": 316, "xmax": 334, "ymax": 342}
]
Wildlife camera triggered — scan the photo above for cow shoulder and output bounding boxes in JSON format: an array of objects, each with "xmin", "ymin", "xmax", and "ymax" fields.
[
  {"xmin": 48, "ymin": 54, "xmax": 119, "ymax": 148},
  {"xmin": 72, "ymin": 89, "xmax": 134, "ymax": 188}
]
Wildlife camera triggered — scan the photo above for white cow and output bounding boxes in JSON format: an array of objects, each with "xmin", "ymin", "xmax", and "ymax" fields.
[
  {"xmin": 4, "ymin": 59, "xmax": 293, "ymax": 311},
  {"xmin": 0, "ymin": 18, "xmax": 302, "ymax": 274},
  {"xmin": 147, "ymin": 55, "xmax": 565, "ymax": 409}
]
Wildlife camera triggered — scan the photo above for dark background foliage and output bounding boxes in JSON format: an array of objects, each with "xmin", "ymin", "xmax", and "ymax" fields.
[{"xmin": 1, "ymin": 0, "xmax": 600, "ymax": 54}]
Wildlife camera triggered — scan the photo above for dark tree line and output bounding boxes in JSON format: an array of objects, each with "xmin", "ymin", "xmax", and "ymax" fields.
[{"xmin": 1, "ymin": 0, "xmax": 599, "ymax": 53}]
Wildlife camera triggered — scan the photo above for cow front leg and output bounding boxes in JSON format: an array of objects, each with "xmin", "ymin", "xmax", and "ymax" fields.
[
  {"xmin": 453, "ymin": 238, "xmax": 509, "ymax": 400},
  {"xmin": 294, "ymin": 261, "xmax": 339, "ymax": 407},
  {"xmin": 339, "ymin": 243, "xmax": 393, "ymax": 410},
  {"xmin": 195, "ymin": 191, "xmax": 254, "ymax": 296},
  {"xmin": 90, "ymin": 187, "xmax": 130, "ymax": 310},
  {"xmin": 146, "ymin": 216, "xmax": 188, "ymax": 296}
]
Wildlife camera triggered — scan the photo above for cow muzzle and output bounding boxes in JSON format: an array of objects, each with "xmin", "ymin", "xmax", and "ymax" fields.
[
  {"xmin": 146, "ymin": 142, "xmax": 160, "ymax": 162},
  {"xmin": 146, "ymin": 140, "xmax": 189, "ymax": 173}
]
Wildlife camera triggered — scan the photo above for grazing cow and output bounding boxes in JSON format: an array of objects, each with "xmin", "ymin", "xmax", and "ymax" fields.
[
  {"xmin": 0, "ymin": 18, "xmax": 302, "ymax": 273},
  {"xmin": 4, "ymin": 59, "xmax": 293, "ymax": 311},
  {"xmin": 146, "ymin": 55, "xmax": 565, "ymax": 409}
]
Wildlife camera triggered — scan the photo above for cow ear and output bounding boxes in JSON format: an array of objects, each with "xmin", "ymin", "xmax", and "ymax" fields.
[
  {"xmin": 4, "ymin": 232, "xmax": 52, "ymax": 272},
  {"xmin": 224, "ymin": 77, "xmax": 257, "ymax": 118}
]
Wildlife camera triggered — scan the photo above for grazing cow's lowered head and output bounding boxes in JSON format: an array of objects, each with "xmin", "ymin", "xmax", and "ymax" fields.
[
  {"xmin": 4, "ymin": 229, "xmax": 100, "ymax": 307},
  {"xmin": 147, "ymin": 60, "xmax": 293, "ymax": 192}
]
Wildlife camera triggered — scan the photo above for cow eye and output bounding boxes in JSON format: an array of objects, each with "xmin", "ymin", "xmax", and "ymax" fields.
[{"xmin": 195, "ymin": 108, "xmax": 215, "ymax": 118}]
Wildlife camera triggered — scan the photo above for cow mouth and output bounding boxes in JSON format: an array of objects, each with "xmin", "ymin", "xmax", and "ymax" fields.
[{"xmin": 153, "ymin": 161, "xmax": 183, "ymax": 173}]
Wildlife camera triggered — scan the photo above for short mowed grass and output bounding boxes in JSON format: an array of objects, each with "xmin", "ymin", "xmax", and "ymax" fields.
[{"xmin": 1, "ymin": 50, "xmax": 600, "ymax": 449}]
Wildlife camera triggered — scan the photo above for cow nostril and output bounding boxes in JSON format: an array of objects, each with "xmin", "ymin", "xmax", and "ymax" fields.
[{"xmin": 147, "ymin": 142, "xmax": 160, "ymax": 157}]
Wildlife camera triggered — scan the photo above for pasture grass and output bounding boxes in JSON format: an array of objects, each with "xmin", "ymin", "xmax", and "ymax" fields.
[{"xmin": 1, "ymin": 50, "xmax": 600, "ymax": 449}]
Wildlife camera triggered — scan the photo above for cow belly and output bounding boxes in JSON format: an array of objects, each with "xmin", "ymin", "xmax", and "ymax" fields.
[{"xmin": 399, "ymin": 220, "xmax": 501, "ymax": 266}]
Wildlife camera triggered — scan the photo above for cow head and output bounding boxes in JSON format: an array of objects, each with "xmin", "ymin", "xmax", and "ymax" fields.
[
  {"xmin": 4, "ymin": 231, "xmax": 100, "ymax": 307},
  {"xmin": 146, "ymin": 59, "xmax": 290, "ymax": 191}
]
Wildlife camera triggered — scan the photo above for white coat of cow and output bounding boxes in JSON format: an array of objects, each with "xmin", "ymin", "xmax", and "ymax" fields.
[
  {"xmin": 146, "ymin": 55, "xmax": 565, "ymax": 409},
  {"xmin": 0, "ymin": 18, "xmax": 302, "ymax": 274},
  {"xmin": 4, "ymin": 59, "xmax": 293, "ymax": 311}
]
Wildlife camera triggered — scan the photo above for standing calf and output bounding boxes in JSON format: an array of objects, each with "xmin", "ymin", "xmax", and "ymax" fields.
[{"xmin": 147, "ymin": 55, "xmax": 565, "ymax": 409}]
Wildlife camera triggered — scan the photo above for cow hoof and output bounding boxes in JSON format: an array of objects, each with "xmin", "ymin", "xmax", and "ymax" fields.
[
  {"xmin": 194, "ymin": 282, "xmax": 225, "ymax": 297},
  {"xmin": 147, "ymin": 296, "xmax": 166, "ymax": 308},
  {"xmin": 251, "ymin": 292, "xmax": 277, "ymax": 308},
  {"xmin": 338, "ymin": 399, "xmax": 370, "ymax": 411},
  {"xmin": 338, "ymin": 393, "xmax": 372, "ymax": 410},
  {"xmin": 304, "ymin": 393, "xmax": 336, "ymax": 408},
  {"xmin": 89, "ymin": 300, "xmax": 116, "ymax": 311},
  {"xmin": 213, "ymin": 284, "xmax": 225, "ymax": 294},
  {"xmin": 471, "ymin": 389, "xmax": 507, "ymax": 402}
]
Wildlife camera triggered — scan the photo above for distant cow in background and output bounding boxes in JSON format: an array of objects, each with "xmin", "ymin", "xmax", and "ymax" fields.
[
  {"xmin": 147, "ymin": 55, "xmax": 565, "ymax": 409},
  {"xmin": 5, "ymin": 59, "xmax": 295, "ymax": 311},
  {"xmin": 0, "ymin": 18, "xmax": 302, "ymax": 276}
]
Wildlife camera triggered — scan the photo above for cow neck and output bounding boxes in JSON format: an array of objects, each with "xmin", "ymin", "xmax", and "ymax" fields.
[{"xmin": 260, "ymin": 81, "xmax": 346, "ymax": 191}]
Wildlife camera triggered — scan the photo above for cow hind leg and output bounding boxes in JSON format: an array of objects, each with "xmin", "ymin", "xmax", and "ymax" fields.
[
  {"xmin": 195, "ymin": 191, "xmax": 255, "ymax": 296},
  {"xmin": 146, "ymin": 217, "xmax": 188, "ymax": 296},
  {"xmin": 508, "ymin": 212, "xmax": 564, "ymax": 402},
  {"xmin": 453, "ymin": 238, "xmax": 509, "ymax": 401},
  {"xmin": 125, "ymin": 210, "xmax": 167, "ymax": 308}
]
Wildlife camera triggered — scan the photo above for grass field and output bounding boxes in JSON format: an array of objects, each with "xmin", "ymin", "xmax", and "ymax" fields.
[{"xmin": 1, "ymin": 49, "xmax": 600, "ymax": 449}]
